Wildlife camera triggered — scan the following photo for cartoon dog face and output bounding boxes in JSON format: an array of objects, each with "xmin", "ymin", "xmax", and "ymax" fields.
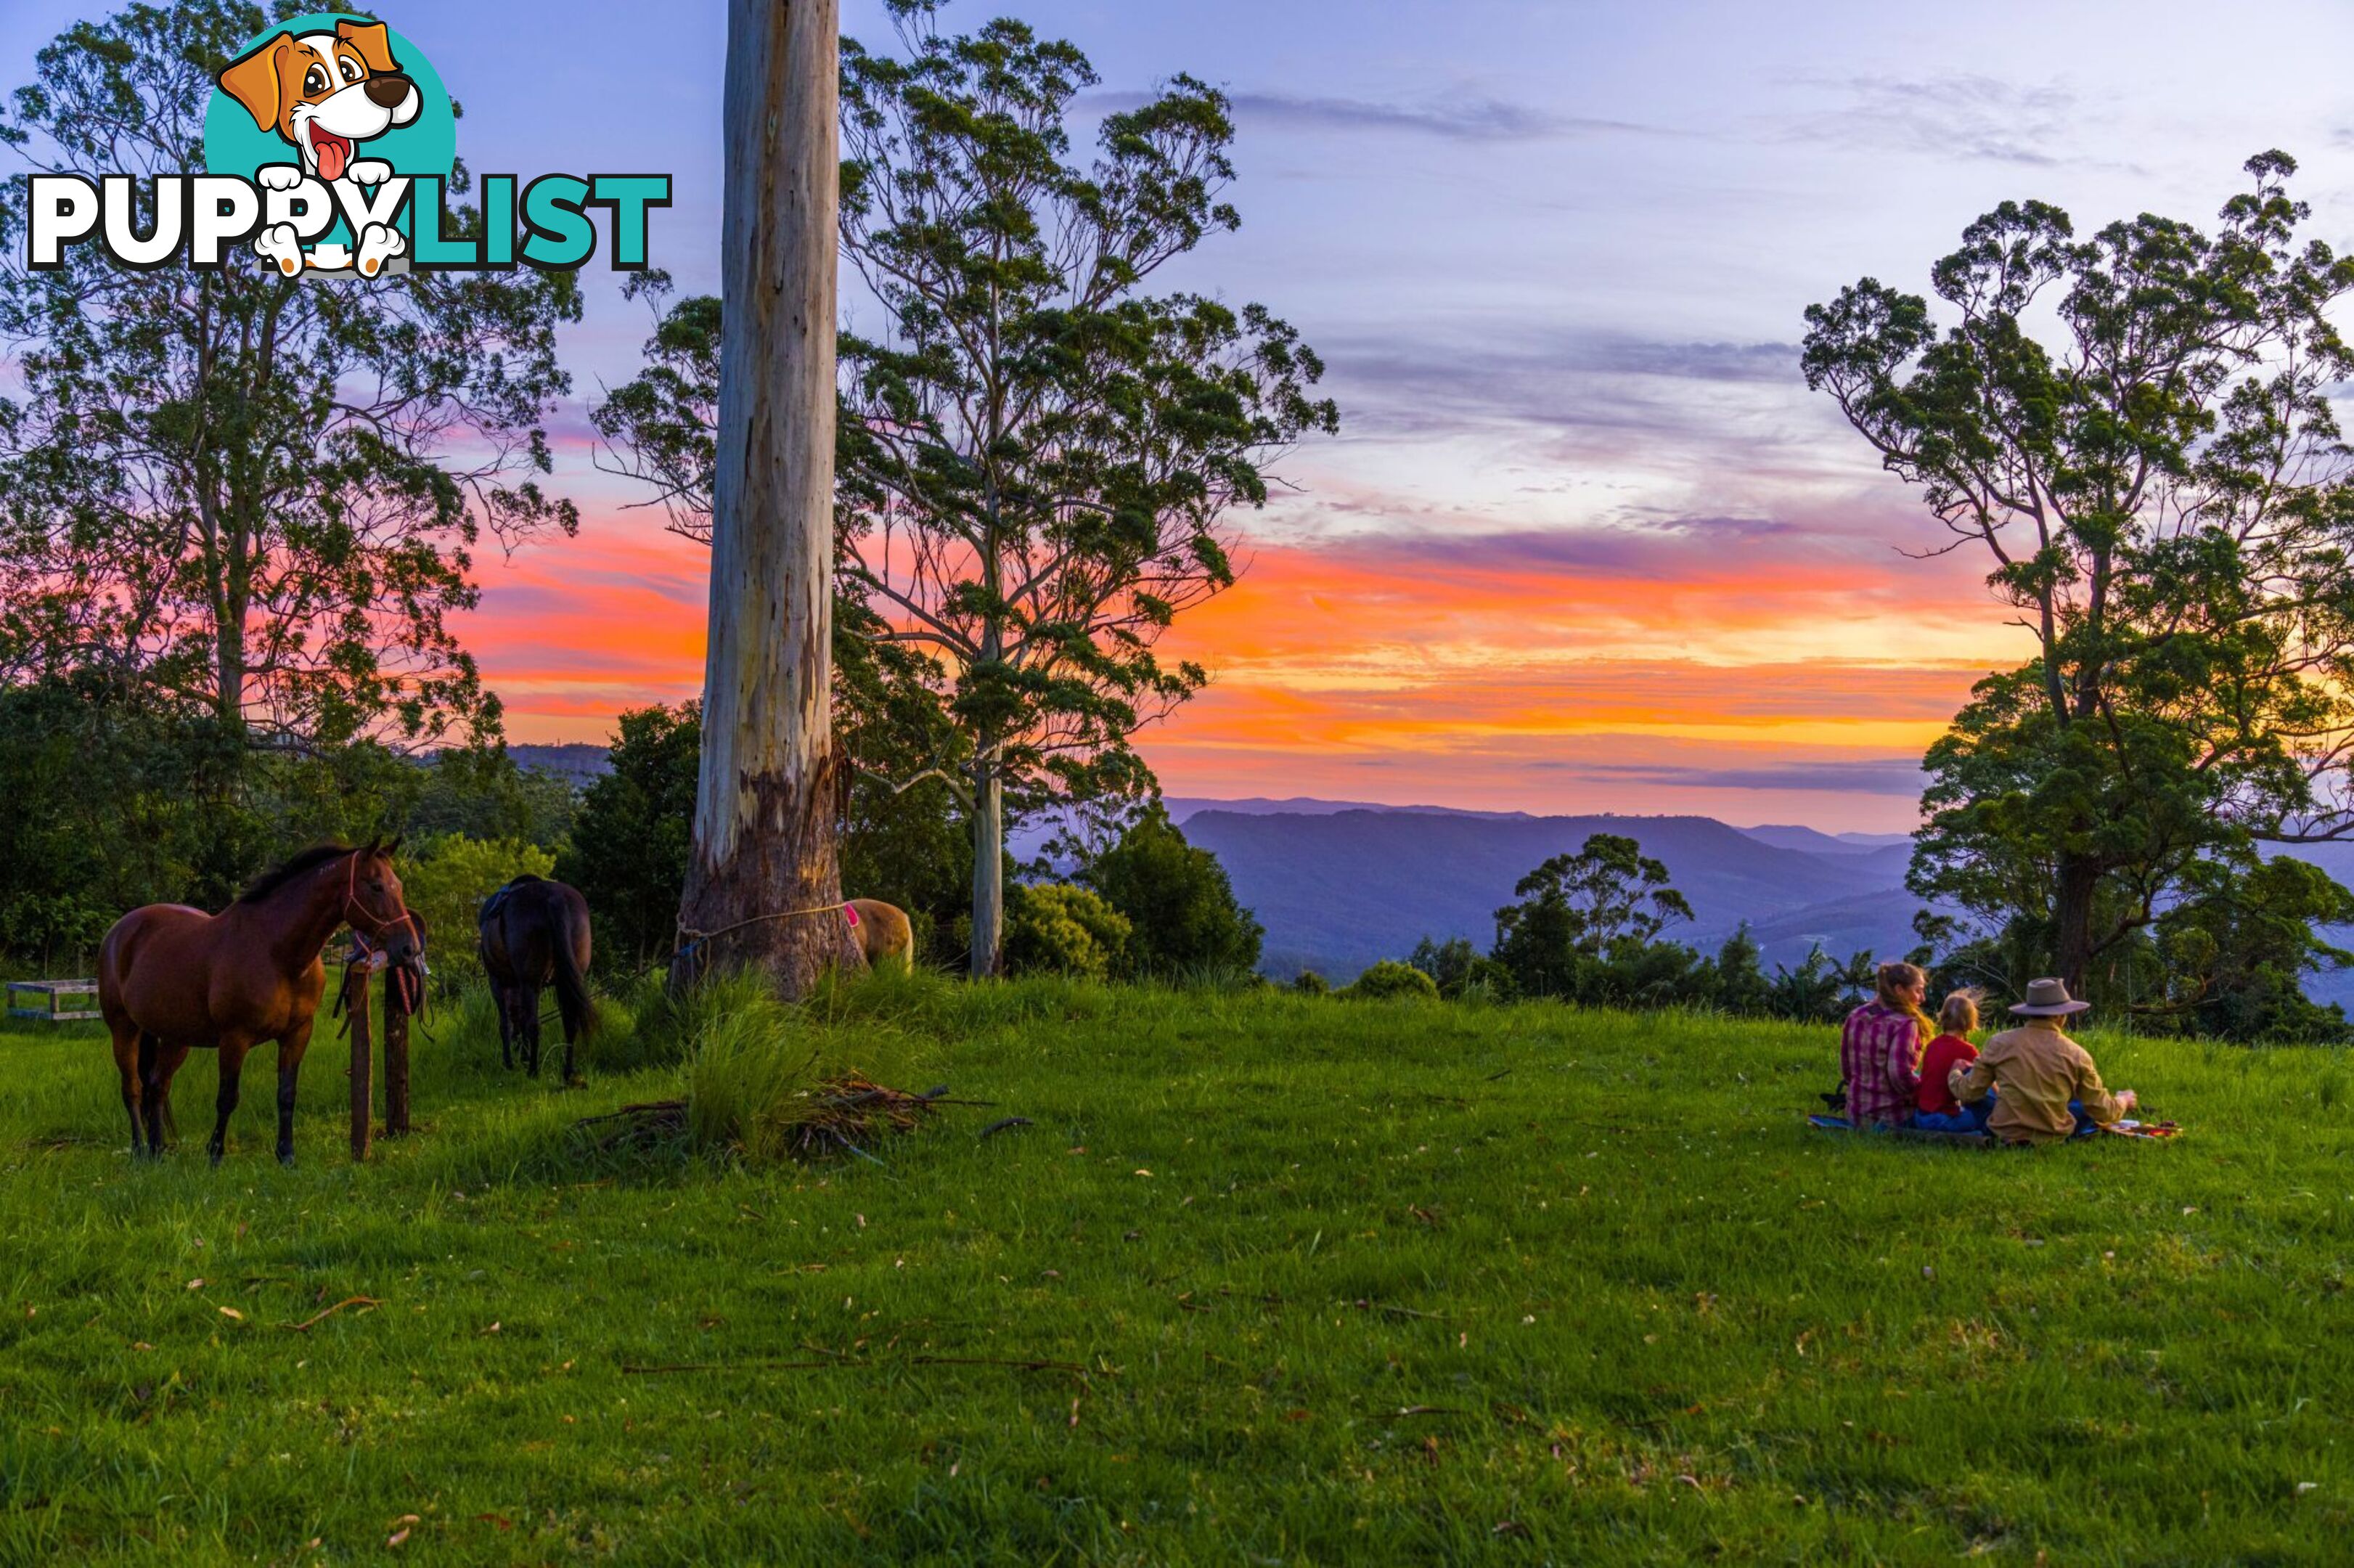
[{"xmin": 218, "ymin": 20, "xmax": 420, "ymax": 184}]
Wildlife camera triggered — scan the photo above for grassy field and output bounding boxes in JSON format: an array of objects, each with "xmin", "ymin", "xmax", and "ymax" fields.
[{"xmin": 2, "ymin": 974, "xmax": 2351, "ymax": 1564}]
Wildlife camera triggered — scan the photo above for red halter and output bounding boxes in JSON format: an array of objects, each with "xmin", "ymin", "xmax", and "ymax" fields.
[{"xmin": 343, "ymin": 848, "xmax": 420, "ymax": 956}]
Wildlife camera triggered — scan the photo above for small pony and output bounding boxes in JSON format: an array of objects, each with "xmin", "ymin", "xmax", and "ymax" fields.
[{"xmin": 846, "ymin": 899, "xmax": 914, "ymax": 971}]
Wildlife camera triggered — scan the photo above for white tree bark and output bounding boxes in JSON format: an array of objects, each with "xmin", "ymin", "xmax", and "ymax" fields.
[{"xmin": 675, "ymin": 0, "xmax": 857, "ymax": 995}]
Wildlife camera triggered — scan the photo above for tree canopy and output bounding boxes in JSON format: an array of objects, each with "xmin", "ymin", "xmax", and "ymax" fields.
[
  {"xmin": 596, "ymin": 4, "xmax": 1336, "ymax": 976},
  {"xmin": 0, "ymin": 0, "xmax": 581, "ymax": 754},
  {"xmin": 1804, "ymin": 152, "xmax": 2354, "ymax": 1016}
]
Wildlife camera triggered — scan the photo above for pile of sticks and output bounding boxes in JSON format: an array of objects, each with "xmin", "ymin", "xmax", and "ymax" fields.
[
  {"xmin": 572, "ymin": 1079, "xmax": 952, "ymax": 1161},
  {"xmin": 787, "ymin": 1078, "xmax": 949, "ymax": 1160}
]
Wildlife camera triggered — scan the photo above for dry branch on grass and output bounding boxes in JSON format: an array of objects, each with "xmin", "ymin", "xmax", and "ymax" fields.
[{"xmin": 573, "ymin": 1099, "xmax": 690, "ymax": 1154}]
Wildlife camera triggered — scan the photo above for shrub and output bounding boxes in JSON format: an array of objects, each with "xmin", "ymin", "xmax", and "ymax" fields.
[
  {"xmin": 399, "ymin": 833, "xmax": 556, "ymax": 990},
  {"xmin": 1004, "ymin": 883, "xmax": 1132, "ymax": 979},
  {"xmin": 1293, "ymin": 969, "xmax": 1329, "ymax": 995},
  {"xmin": 554, "ymin": 703, "xmax": 700, "ymax": 972},
  {"xmin": 1084, "ymin": 804, "xmax": 1262, "ymax": 976},
  {"xmin": 1344, "ymin": 960, "xmax": 1439, "ymax": 1001},
  {"xmin": 1406, "ymin": 936, "xmax": 1515, "ymax": 1000}
]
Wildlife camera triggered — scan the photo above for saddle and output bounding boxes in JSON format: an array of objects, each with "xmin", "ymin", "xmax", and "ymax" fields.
[{"xmin": 478, "ymin": 874, "xmax": 540, "ymax": 928}]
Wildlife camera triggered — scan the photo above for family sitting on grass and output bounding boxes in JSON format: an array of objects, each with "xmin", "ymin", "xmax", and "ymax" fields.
[{"xmin": 1840, "ymin": 963, "xmax": 2138, "ymax": 1145}]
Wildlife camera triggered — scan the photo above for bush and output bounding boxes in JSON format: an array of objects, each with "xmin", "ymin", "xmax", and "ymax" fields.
[
  {"xmin": 1344, "ymin": 960, "xmax": 1439, "ymax": 1001},
  {"xmin": 1406, "ymin": 936, "xmax": 1516, "ymax": 1000},
  {"xmin": 1293, "ymin": 969, "xmax": 1329, "ymax": 995},
  {"xmin": 399, "ymin": 833, "xmax": 556, "ymax": 990},
  {"xmin": 1003, "ymin": 883, "xmax": 1132, "ymax": 979},
  {"xmin": 555, "ymin": 703, "xmax": 700, "ymax": 973},
  {"xmin": 1084, "ymin": 804, "xmax": 1262, "ymax": 977}
]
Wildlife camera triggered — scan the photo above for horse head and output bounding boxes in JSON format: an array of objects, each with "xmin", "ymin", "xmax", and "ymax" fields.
[{"xmin": 349, "ymin": 837, "xmax": 420, "ymax": 966}]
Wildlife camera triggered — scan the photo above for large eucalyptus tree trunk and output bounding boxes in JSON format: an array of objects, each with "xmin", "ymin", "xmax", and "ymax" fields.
[{"xmin": 674, "ymin": 0, "xmax": 858, "ymax": 996}]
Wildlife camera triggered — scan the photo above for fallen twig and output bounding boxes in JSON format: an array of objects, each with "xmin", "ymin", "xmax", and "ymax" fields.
[
  {"xmin": 572, "ymin": 1099, "xmax": 690, "ymax": 1154},
  {"xmin": 978, "ymin": 1116, "xmax": 1034, "ymax": 1140},
  {"xmin": 278, "ymin": 1296, "xmax": 380, "ymax": 1332},
  {"xmin": 1352, "ymin": 1299, "xmax": 1442, "ymax": 1320}
]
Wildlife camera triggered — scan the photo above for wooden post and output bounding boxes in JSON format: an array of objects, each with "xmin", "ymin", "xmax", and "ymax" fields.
[
  {"xmin": 383, "ymin": 1003, "xmax": 409, "ymax": 1138},
  {"xmin": 346, "ymin": 964, "xmax": 372, "ymax": 1163},
  {"xmin": 385, "ymin": 907, "xmax": 425, "ymax": 1138},
  {"xmin": 672, "ymin": 0, "xmax": 858, "ymax": 998}
]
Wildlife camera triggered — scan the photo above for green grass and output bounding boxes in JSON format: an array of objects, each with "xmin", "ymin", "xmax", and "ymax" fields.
[{"xmin": 3, "ymin": 977, "xmax": 2352, "ymax": 1564}]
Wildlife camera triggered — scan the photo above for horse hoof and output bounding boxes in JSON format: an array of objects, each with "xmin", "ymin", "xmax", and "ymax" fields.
[{"xmin": 277, "ymin": 1153, "xmax": 296, "ymax": 1168}]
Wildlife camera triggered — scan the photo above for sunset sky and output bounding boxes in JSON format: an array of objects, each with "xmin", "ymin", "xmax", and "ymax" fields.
[{"xmin": 11, "ymin": 0, "xmax": 2354, "ymax": 829}]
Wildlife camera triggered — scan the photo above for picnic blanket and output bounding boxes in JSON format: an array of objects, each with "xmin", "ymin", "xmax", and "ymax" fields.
[{"xmin": 1807, "ymin": 1114, "xmax": 2180, "ymax": 1146}]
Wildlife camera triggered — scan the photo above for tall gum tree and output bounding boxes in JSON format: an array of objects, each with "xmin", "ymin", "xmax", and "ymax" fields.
[
  {"xmin": 835, "ymin": 3, "xmax": 1337, "ymax": 976},
  {"xmin": 602, "ymin": 1, "xmax": 1337, "ymax": 979},
  {"xmin": 674, "ymin": 0, "xmax": 863, "ymax": 994}
]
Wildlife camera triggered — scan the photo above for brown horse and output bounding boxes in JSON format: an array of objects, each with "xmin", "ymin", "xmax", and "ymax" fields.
[
  {"xmin": 478, "ymin": 874, "xmax": 596, "ymax": 1082},
  {"xmin": 99, "ymin": 840, "xmax": 418, "ymax": 1164}
]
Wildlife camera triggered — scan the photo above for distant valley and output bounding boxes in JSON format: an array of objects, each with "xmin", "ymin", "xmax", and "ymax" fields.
[
  {"xmin": 497, "ymin": 748, "xmax": 2354, "ymax": 1003},
  {"xmin": 1168, "ymin": 803, "xmax": 1924, "ymax": 981}
]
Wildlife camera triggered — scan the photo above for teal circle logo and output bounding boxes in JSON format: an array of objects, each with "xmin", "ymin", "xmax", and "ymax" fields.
[{"xmin": 202, "ymin": 14, "xmax": 454, "ymax": 274}]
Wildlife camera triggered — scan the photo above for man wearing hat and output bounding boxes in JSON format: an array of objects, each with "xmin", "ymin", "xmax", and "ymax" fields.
[{"xmin": 1949, "ymin": 979, "xmax": 2139, "ymax": 1146}]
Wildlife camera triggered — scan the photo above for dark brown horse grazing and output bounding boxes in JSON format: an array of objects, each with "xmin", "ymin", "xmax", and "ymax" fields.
[
  {"xmin": 99, "ymin": 840, "xmax": 418, "ymax": 1164},
  {"xmin": 478, "ymin": 875, "xmax": 596, "ymax": 1082}
]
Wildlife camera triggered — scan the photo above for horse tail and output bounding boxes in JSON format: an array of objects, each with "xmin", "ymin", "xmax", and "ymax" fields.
[{"xmin": 551, "ymin": 899, "xmax": 598, "ymax": 1044}]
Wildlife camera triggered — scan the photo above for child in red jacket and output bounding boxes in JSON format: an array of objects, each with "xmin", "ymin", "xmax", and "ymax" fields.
[{"xmin": 1913, "ymin": 989, "xmax": 1990, "ymax": 1132}]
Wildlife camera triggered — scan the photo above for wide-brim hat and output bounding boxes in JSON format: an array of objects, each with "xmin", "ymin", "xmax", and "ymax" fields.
[{"xmin": 2010, "ymin": 977, "xmax": 2091, "ymax": 1016}]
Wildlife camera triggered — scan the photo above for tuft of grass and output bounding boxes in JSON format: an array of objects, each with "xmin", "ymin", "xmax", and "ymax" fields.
[{"xmin": 683, "ymin": 987, "xmax": 935, "ymax": 1164}]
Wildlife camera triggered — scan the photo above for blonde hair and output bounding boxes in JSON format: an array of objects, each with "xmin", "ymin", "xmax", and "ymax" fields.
[
  {"xmin": 1938, "ymin": 987, "xmax": 1984, "ymax": 1037},
  {"xmin": 1876, "ymin": 960, "xmax": 1937, "ymax": 1047}
]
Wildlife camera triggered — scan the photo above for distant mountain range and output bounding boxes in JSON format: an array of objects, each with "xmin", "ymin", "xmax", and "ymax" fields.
[
  {"xmin": 1168, "ymin": 803, "xmax": 1929, "ymax": 981},
  {"xmin": 506, "ymin": 743, "xmax": 614, "ymax": 788},
  {"xmin": 487, "ymin": 751, "xmax": 2354, "ymax": 1003}
]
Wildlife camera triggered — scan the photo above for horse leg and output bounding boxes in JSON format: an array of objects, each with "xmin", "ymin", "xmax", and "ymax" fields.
[
  {"xmin": 275, "ymin": 1022, "xmax": 314, "ymax": 1167},
  {"xmin": 494, "ymin": 980, "xmax": 515, "ymax": 1071},
  {"xmin": 113, "ymin": 1024, "xmax": 147, "ymax": 1157},
  {"xmin": 142, "ymin": 1037, "xmax": 189, "ymax": 1156},
  {"xmin": 209, "ymin": 1036, "xmax": 253, "ymax": 1165},
  {"xmin": 522, "ymin": 981, "xmax": 543, "ymax": 1078}
]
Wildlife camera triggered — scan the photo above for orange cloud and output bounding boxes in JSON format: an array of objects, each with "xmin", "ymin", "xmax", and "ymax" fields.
[{"xmin": 463, "ymin": 515, "xmax": 2033, "ymax": 830}]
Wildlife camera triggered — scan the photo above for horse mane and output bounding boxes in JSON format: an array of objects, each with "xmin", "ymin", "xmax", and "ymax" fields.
[{"xmin": 235, "ymin": 844, "xmax": 359, "ymax": 906}]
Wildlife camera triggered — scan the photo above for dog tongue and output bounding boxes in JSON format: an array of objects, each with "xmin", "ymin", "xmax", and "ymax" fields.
[{"xmin": 306, "ymin": 123, "xmax": 353, "ymax": 183}]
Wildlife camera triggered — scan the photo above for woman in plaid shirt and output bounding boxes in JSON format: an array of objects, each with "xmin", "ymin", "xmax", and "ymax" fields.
[{"xmin": 1839, "ymin": 961, "xmax": 1937, "ymax": 1127}]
